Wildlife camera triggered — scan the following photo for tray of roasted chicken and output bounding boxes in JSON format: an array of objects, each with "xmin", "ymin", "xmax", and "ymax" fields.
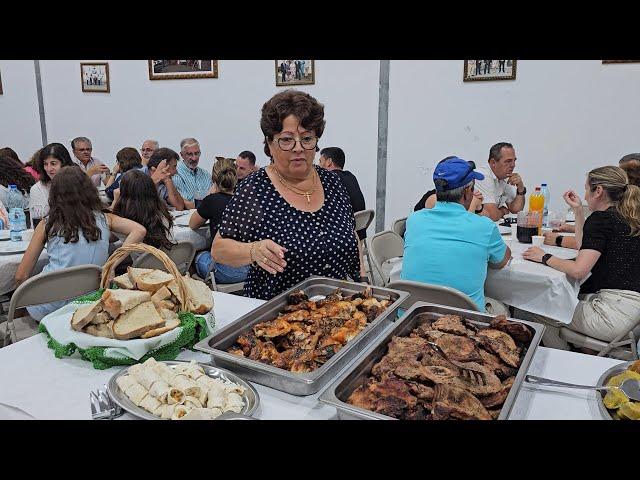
[
  {"xmin": 318, "ymin": 302, "xmax": 544, "ymax": 420},
  {"xmin": 194, "ymin": 277, "xmax": 409, "ymax": 396}
]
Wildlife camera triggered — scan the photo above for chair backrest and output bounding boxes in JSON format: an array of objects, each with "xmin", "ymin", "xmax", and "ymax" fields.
[
  {"xmin": 392, "ymin": 217, "xmax": 408, "ymax": 238},
  {"xmin": 354, "ymin": 209, "xmax": 375, "ymax": 232},
  {"xmin": 132, "ymin": 241, "xmax": 196, "ymax": 275},
  {"xmin": 386, "ymin": 279, "xmax": 480, "ymax": 311},
  {"xmin": 7, "ymin": 264, "xmax": 103, "ymax": 322},
  {"xmin": 369, "ymin": 230, "xmax": 404, "ymax": 285}
]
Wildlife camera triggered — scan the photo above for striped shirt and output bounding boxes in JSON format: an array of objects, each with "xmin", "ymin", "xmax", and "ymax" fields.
[{"xmin": 173, "ymin": 162, "xmax": 212, "ymax": 201}]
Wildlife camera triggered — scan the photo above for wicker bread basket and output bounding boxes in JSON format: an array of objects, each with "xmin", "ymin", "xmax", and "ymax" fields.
[{"xmin": 100, "ymin": 243, "xmax": 190, "ymax": 312}]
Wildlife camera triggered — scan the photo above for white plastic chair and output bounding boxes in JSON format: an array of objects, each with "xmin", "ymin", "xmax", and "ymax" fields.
[
  {"xmin": 386, "ymin": 279, "xmax": 479, "ymax": 311},
  {"xmin": 368, "ymin": 230, "xmax": 404, "ymax": 286},
  {"xmin": 2, "ymin": 264, "xmax": 102, "ymax": 346}
]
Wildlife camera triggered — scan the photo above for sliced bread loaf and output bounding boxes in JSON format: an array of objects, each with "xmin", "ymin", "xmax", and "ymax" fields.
[
  {"xmin": 102, "ymin": 289, "xmax": 151, "ymax": 318},
  {"xmin": 113, "ymin": 301, "xmax": 165, "ymax": 340},
  {"xmin": 84, "ymin": 320, "xmax": 115, "ymax": 339},
  {"xmin": 136, "ymin": 270, "xmax": 175, "ymax": 293},
  {"xmin": 71, "ymin": 300, "xmax": 103, "ymax": 331},
  {"xmin": 126, "ymin": 267, "xmax": 155, "ymax": 289},
  {"xmin": 112, "ymin": 273, "xmax": 135, "ymax": 290}
]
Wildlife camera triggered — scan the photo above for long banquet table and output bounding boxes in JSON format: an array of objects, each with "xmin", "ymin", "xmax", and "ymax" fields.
[{"xmin": 0, "ymin": 291, "xmax": 622, "ymax": 420}]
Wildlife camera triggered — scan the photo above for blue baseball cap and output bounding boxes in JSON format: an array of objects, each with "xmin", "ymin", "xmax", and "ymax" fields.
[{"xmin": 433, "ymin": 156, "xmax": 484, "ymax": 191}]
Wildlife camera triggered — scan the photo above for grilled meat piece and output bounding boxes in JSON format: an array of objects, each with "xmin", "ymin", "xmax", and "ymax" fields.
[
  {"xmin": 235, "ymin": 331, "xmax": 258, "ymax": 356},
  {"xmin": 489, "ymin": 315, "xmax": 533, "ymax": 344},
  {"xmin": 406, "ymin": 381, "xmax": 435, "ymax": 402},
  {"xmin": 347, "ymin": 381, "xmax": 379, "ymax": 412},
  {"xmin": 278, "ymin": 309, "xmax": 310, "ymax": 322},
  {"xmin": 248, "ymin": 340, "xmax": 280, "ymax": 364},
  {"xmin": 475, "ymin": 329, "xmax": 521, "ymax": 368},
  {"xmin": 431, "ymin": 384, "xmax": 492, "ymax": 420},
  {"xmin": 432, "ymin": 315, "xmax": 472, "ymax": 336},
  {"xmin": 253, "ymin": 317, "xmax": 293, "ymax": 339},
  {"xmin": 369, "ymin": 376, "xmax": 418, "ymax": 418},
  {"xmin": 430, "ymin": 333, "xmax": 483, "ymax": 363},
  {"xmin": 344, "ymin": 286, "xmax": 373, "ymax": 301},
  {"xmin": 480, "ymin": 376, "xmax": 515, "ymax": 408},
  {"xmin": 287, "ymin": 290, "xmax": 308, "ymax": 305},
  {"xmin": 477, "ymin": 348, "xmax": 518, "ymax": 379}
]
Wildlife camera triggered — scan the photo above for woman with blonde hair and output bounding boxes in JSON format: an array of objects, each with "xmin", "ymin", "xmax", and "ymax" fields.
[
  {"xmin": 189, "ymin": 157, "xmax": 249, "ymax": 283},
  {"xmin": 523, "ymin": 165, "xmax": 640, "ymax": 349}
]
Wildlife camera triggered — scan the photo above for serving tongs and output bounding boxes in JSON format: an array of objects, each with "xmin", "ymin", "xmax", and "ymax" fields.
[
  {"xmin": 525, "ymin": 375, "xmax": 640, "ymax": 401},
  {"xmin": 425, "ymin": 341, "xmax": 488, "ymax": 386}
]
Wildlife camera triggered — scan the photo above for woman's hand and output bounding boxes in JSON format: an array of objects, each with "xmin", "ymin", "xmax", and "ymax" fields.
[
  {"xmin": 543, "ymin": 232, "xmax": 560, "ymax": 246},
  {"xmin": 555, "ymin": 222, "xmax": 575, "ymax": 233},
  {"xmin": 522, "ymin": 246, "xmax": 545, "ymax": 263},
  {"xmin": 563, "ymin": 190, "xmax": 582, "ymax": 210},
  {"xmin": 250, "ymin": 239, "xmax": 288, "ymax": 274}
]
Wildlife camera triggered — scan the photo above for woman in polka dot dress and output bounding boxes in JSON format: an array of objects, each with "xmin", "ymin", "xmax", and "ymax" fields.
[{"xmin": 212, "ymin": 90, "xmax": 366, "ymax": 300}]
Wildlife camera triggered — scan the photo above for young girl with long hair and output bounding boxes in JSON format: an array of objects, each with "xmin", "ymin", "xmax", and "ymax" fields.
[
  {"xmin": 16, "ymin": 167, "xmax": 146, "ymax": 320},
  {"xmin": 0, "ymin": 155, "xmax": 36, "ymax": 208},
  {"xmin": 112, "ymin": 169, "xmax": 175, "ymax": 250},
  {"xmin": 523, "ymin": 165, "xmax": 640, "ymax": 349},
  {"xmin": 29, "ymin": 143, "xmax": 75, "ymax": 221}
]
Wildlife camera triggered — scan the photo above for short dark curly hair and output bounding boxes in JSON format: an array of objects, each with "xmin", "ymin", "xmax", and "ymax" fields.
[{"xmin": 260, "ymin": 89, "xmax": 325, "ymax": 158}]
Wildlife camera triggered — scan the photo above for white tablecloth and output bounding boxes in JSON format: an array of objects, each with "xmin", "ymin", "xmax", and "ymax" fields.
[
  {"xmin": 389, "ymin": 234, "xmax": 583, "ymax": 324},
  {"xmin": 0, "ymin": 291, "xmax": 624, "ymax": 420},
  {"xmin": 0, "ymin": 248, "xmax": 48, "ymax": 296}
]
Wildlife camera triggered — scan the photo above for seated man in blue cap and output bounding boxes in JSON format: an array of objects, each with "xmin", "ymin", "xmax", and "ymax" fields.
[{"xmin": 401, "ymin": 156, "xmax": 511, "ymax": 313}]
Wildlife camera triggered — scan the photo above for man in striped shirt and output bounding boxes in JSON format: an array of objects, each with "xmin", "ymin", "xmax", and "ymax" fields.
[{"xmin": 174, "ymin": 137, "xmax": 212, "ymax": 208}]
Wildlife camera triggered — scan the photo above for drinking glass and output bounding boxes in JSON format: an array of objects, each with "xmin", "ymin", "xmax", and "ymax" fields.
[{"xmin": 548, "ymin": 211, "xmax": 564, "ymax": 230}]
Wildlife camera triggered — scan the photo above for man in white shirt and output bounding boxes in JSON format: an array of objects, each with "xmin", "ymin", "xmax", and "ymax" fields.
[
  {"xmin": 475, "ymin": 142, "xmax": 527, "ymax": 221},
  {"xmin": 71, "ymin": 136, "xmax": 110, "ymax": 187}
]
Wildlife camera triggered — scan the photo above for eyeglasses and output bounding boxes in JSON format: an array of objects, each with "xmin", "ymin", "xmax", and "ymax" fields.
[
  {"xmin": 75, "ymin": 148, "xmax": 92, "ymax": 152},
  {"xmin": 274, "ymin": 134, "xmax": 318, "ymax": 151},
  {"xmin": 183, "ymin": 151, "xmax": 201, "ymax": 157}
]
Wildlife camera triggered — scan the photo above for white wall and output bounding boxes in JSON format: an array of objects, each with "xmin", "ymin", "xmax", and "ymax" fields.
[
  {"xmin": 386, "ymin": 60, "xmax": 640, "ymax": 226},
  {"xmin": 0, "ymin": 60, "xmax": 42, "ymax": 161},
  {"xmin": 34, "ymin": 60, "xmax": 380, "ymax": 216}
]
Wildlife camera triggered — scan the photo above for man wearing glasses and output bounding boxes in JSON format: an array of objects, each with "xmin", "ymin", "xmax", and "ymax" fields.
[
  {"xmin": 402, "ymin": 157, "xmax": 511, "ymax": 313},
  {"xmin": 70, "ymin": 136, "xmax": 110, "ymax": 187},
  {"xmin": 174, "ymin": 138, "xmax": 213, "ymax": 209},
  {"xmin": 140, "ymin": 139, "xmax": 159, "ymax": 166},
  {"xmin": 475, "ymin": 142, "xmax": 527, "ymax": 221}
]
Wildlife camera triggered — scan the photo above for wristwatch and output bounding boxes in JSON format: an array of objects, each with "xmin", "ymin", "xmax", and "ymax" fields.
[
  {"xmin": 555, "ymin": 235, "xmax": 564, "ymax": 247},
  {"xmin": 541, "ymin": 253, "xmax": 553, "ymax": 266},
  {"xmin": 516, "ymin": 186, "xmax": 527, "ymax": 196},
  {"xmin": 475, "ymin": 204, "xmax": 484, "ymax": 213}
]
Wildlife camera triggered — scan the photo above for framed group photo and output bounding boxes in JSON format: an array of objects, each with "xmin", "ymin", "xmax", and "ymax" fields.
[
  {"xmin": 148, "ymin": 60, "xmax": 218, "ymax": 80},
  {"xmin": 275, "ymin": 60, "xmax": 314, "ymax": 86},
  {"xmin": 81, "ymin": 62, "xmax": 110, "ymax": 93},
  {"xmin": 464, "ymin": 60, "xmax": 517, "ymax": 82}
]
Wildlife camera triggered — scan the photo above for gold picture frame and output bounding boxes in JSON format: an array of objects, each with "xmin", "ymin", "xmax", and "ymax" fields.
[
  {"xmin": 81, "ymin": 62, "xmax": 110, "ymax": 93},
  {"xmin": 464, "ymin": 60, "xmax": 517, "ymax": 82},
  {"xmin": 275, "ymin": 60, "xmax": 315, "ymax": 86},
  {"xmin": 148, "ymin": 60, "xmax": 218, "ymax": 80}
]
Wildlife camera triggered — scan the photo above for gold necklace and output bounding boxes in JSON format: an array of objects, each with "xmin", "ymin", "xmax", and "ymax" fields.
[{"xmin": 272, "ymin": 166, "xmax": 317, "ymax": 203}]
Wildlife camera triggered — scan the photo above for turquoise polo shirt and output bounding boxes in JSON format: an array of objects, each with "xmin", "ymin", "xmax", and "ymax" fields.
[
  {"xmin": 173, "ymin": 161, "xmax": 212, "ymax": 201},
  {"xmin": 401, "ymin": 201, "xmax": 507, "ymax": 311}
]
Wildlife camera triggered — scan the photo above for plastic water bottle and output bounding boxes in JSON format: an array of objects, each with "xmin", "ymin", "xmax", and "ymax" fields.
[
  {"xmin": 541, "ymin": 183, "xmax": 550, "ymax": 227},
  {"xmin": 7, "ymin": 185, "xmax": 27, "ymax": 242}
]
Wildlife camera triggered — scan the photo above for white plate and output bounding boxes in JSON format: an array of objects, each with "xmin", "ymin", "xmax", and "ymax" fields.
[{"xmin": 0, "ymin": 240, "xmax": 30, "ymax": 254}]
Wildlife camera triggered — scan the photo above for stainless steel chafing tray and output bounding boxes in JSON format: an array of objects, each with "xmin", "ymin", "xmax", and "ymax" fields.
[
  {"xmin": 318, "ymin": 302, "xmax": 544, "ymax": 420},
  {"xmin": 194, "ymin": 276, "xmax": 409, "ymax": 396}
]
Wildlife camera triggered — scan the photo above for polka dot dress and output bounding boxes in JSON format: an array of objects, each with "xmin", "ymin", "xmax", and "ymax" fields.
[{"xmin": 218, "ymin": 165, "xmax": 360, "ymax": 300}]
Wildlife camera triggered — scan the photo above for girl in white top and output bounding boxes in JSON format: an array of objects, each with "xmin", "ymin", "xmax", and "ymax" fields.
[
  {"xmin": 29, "ymin": 143, "xmax": 76, "ymax": 221},
  {"xmin": 16, "ymin": 166, "xmax": 146, "ymax": 321}
]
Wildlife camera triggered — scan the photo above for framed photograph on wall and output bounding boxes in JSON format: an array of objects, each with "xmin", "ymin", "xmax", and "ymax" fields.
[
  {"xmin": 0, "ymin": 69, "xmax": 3, "ymax": 95},
  {"xmin": 463, "ymin": 60, "xmax": 517, "ymax": 81},
  {"xmin": 148, "ymin": 60, "xmax": 218, "ymax": 80},
  {"xmin": 602, "ymin": 60, "xmax": 640, "ymax": 64},
  {"xmin": 81, "ymin": 63, "xmax": 110, "ymax": 93},
  {"xmin": 275, "ymin": 60, "xmax": 315, "ymax": 86}
]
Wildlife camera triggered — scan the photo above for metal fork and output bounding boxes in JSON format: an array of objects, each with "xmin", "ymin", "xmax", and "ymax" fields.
[
  {"xmin": 90, "ymin": 386, "xmax": 124, "ymax": 420},
  {"xmin": 425, "ymin": 341, "xmax": 488, "ymax": 386}
]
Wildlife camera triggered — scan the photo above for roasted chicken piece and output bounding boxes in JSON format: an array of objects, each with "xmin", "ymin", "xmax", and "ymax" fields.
[
  {"xmin": 287, "ymin": 290, "xmax": 308, "ymax": 305},
  {"xmin": 278, "ymin": 309, "xmax": 310, "ymax": 323},
  {"xmin": 489, "ymin": 315, "xmax": 533, "ymax": 344},
  {"xmin": 228, "ymin": 347, "xmax": 245, "ymax": 357},
  {"xmin": 431, "ymin": 384, "xmax": 492, "ymax": 420},
  {"xmin": 253, "ymin": 317, "xmax": 293, "ymax": 339},
  {"xmin": 248, "ymin": 340, "xmax": 281, "ymax": 364},
  {"xmin": 236, "ymin": 331, "xmax": 258, "ymax": 356}
]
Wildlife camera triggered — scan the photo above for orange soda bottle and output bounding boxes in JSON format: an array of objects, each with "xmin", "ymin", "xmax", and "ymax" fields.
[{"xmin": 529, "ymin": 186, "xmax": 544, "ymax": 234}]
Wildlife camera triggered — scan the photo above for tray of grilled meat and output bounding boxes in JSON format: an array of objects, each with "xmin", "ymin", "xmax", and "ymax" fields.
[
  {"xmin": 194, "ymin": 277, "xmax": 409, "ymax": 396},
  {"xmin": 318, "ymin": 302, "xmax": 544, "ymax": 420}
]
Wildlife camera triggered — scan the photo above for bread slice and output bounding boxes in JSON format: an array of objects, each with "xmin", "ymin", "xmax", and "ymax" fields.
[
  {"xmin": 71, "ymin": 300, "xmax": 103, "ymax": 331},
  {"xmin": 91, "ymin": 312, "xmax": 111, "ymax": 325},
  {"xmin": 136, "ymin": 270, "xmax": 175, "ymax": 293},
  {"xmin": 102, "ymin": 289, "xmax": 151, "ymax": 318},
  {"xmin": 140, "ymin": 313, "xmax": 180, "ymax": 339},
  {"xmin": 126, "ymin": 267, "xmax": 155, "ymax": 289},
  {"xmin": 150, "ymin": 285, "xmax": 172, "ymax": 310},
  {"xmin": 85, "ymin": 320, "xmax": 115, "ymax": 339},
  {"xmin": 112, "ymin": 301, "xmax": 165, "ymax": 340},
  {"xmin": 112, "ymin": 273, "xmax": 135, "ymax": 290},
  {"xmin": 183, "ymin": 275, "xmax": 214, "ymax": 314}
]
